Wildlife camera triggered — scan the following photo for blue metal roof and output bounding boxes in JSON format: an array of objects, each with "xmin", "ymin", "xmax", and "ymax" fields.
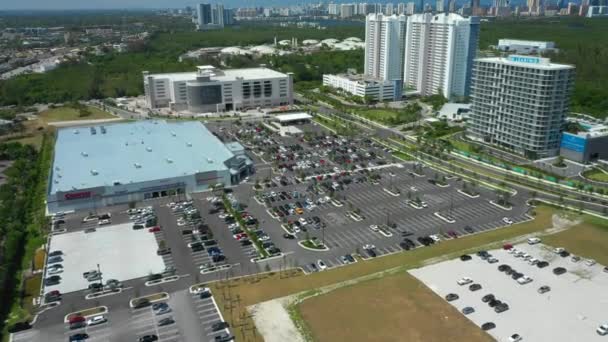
[{"xmin": 50, "ymin": 120, "xmax": 234, "ymax": 194}]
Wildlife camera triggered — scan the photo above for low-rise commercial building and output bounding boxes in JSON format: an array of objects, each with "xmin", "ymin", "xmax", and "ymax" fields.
[
  {"xmin": 560, "ymin": 126, "xmax": 608, "ymax": 163},
  {"xmin": 47, "ymin": 120, "xmax": 253, "ymax": 213},
  {"xmin": 496, "ymin": 39, "xmax": 557, "ymax": 54},
  {"xmin": 143, "ymin": 65, "xmax": 293, "ymax": 113},
  {"xmin": 322, "ymin": 73, "xmax": 402, "ymax": 101}
]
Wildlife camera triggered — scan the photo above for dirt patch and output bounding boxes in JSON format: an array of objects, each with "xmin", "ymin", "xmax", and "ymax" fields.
[
  {"xmin": 298, "ymin": 272, "xmax": 493, "ymax": 342},
  {"xmin": 249, "ymin": 296, "xmax": 305, "ymax": 342},
  {"xmin": 543, "ymin": 218, "xmax": 608, "ymax": 265}
]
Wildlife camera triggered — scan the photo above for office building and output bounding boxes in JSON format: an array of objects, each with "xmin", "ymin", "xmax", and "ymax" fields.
[
  {"xmin": 322, "ymin": 73, "xmax": 403, "ymax": 101},
  {"xmin": 364, "ymin": 13, "xmax": 407, "ymax": 82},
  {"xmin": 467, "ymin": 55, "xmax": 575, "ymax": 158},
  {"xmin": 196, "ymin": 3, "xmax": 212, "ymax": 27},
  {"xmin": 143, "ymin": 65, "xmax": 293, "ymax": 112},
  {"xmin": 403, "ymin": 13, "xmax": 480, "ymax": 100},
  {"xmin": 329, "ymin": 3, "xmax": 341, "ymax": 15},
  {"xmin": 449, "ymin": 0, "xmax": 457, "ymax": 12},
  {"xmin": 497, "ymin": 39, "xmax": 557, "ymax": 54},
  {"xmin": 47, "ymin": 121, "xmax": 253, "ymax": 213}
]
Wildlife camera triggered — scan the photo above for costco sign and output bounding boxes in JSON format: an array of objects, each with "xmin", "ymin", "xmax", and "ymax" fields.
[{"xmin": 64, "ymin": 191, "xmax": 92, "ymax": 200}]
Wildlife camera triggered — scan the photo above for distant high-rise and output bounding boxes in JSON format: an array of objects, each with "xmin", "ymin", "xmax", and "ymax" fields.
[
  {"xmin": 385, "ymin": 3, "xmax": 395, "ymax": 14},
  {"xmin": 468, "ymin": 55, "xmax": 575, "ymax": 158},
  {"xmin": 364, "ymin": 13, "xmax": 407, "ymax": 82},
  {"xmin": 407, "ymin": 2, "xmax": 417, "ymax": 14},
  {"xmin": 196, "ymin": 3, "xmax": 229, "ymax": 30},
  {"xmin": 397, "ymin": 2, "xmax": 407, "ymax": 14},
  {"xmin": 449, "ymin": 0, "xmax": 457, "ymax": 12},
  {"xmin": 341, "ymin": 4, "xmax": 356, "ymax": 17},
  {"xmin": 196, "ymin": 3, "xmax": 212, "ymax": 27},
  {"xmin": 436, "ymin": 0, "xmax": 445, "ymax": 11},
  {"xmin": 403, "ymin": 13, "xmax": 480, "ymax": 100},
  {"xmin": 418, "ymin": 0, "xmax": 425, "ymax": 12}
]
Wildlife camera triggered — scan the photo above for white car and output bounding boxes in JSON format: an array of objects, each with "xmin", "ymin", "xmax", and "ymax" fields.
[
  {"xmin": 369, "ymin": 225, "xmax": 379, "ymax": 232},
  {"xmin": 529, "ymin": 258, "xmax": 539, "ymax": 265},
  {"xmin": 317, "ymin": 260, "xmax": 327, "ymax": 271},
  {"xmin": 429, "ymin": 234, "xmax": 441, "ymax": 242},
  {"xmin": 457, "ymin": 277, "xmax": 473, "ymax": 286},
  {"xmin": 527, "ymin": 237, "xmax": 541, "ymax": 244},
  {"xmin": 82, "ymin": 215, "xmax": 98, "ymax": 222},
  {"xmin": 98, "ymin": 219, "xmax": 111, "ymax": 225},
  {"xmin": 502, "ymin": 217, "xmax": 514, "ymax": 225},
  {"xmin": 553, "ymin": 247, "xmax": 565, "ymax": 254},
  {"xmin": 190, "ymin": 286, "xmax": 211, "ymax": 295},
  {"xmin": 585, "ymin": 259, "xmax": 597, "ymax": 267},
  {"xmin": 598, "ymin": 324, "xmax": 608, "ymax": 336},
  {"xmin": 410, "ymin": 186, "xmax": 418, "ymax": 192},
  {"xmin": 87, "ymin": 315, "xmax": 107, "ymax": 326},
  {"xmin": 47, "ymin": 266, "xmax": 63, "ymax": 275},
  {"xmin": 421, "ymin": 201, "xmax": 428, "ymax": 208},
  {"xmin": 517, "ymin": 276, "xmax": 533, "ymax": 285}
]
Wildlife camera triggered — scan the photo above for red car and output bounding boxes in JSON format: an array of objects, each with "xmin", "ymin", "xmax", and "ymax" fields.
[
  {"xmin": 68, "ymin": 315, "xmax": 85, "ymax": 324},
  {"xmin": 503, "ymin": 243, "xmax": 513, "ymax": 250},
  {"xmin": 234, "ymin": 233, "xmax": 248, "ymax": 240},
  {"xmin": 148, "ymin": 226, "xmax": 161, "ymax": 233}
]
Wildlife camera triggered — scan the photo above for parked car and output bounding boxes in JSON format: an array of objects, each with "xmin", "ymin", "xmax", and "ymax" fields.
[
  {"xmin": 457, "ymin": 277, "xmax": 473, "ymax": 286},
  {"xmin": 509, "ymin": 333, "xmax": 523, "ymax": 342},
  {"xmin": 87, "ymin": 315, "xmax": 107, "ymax": 326},
  {"xmin": 597, "ymin": 324, "xmax": 608, "ymax": 336},
  {"xmin": 553, "ymin": 267, "xmax": 567, "ymax": 275},
  {"xmin": 469, "ymin": 283, "xmax": 482, "ymax": 291},
  {"xmin": 538, "ymin": 285, "xmax": 551, "ymax": 294},
  {"xmin": 211, "ymin": 321, "xmax": 230, "ymax": 331},
  {"xmin": 158, "ymin": 317, "xmax": 175, "ymax": 326},
  {"xmin": 481, "ymin": 322, "xmax": 496, "ymax": 331},
  {"xmin": 69, "ymin": 333, "xmax": 89, "ymax": 341},
  {"xmin": 7, "ymin": 321, "xmax": 31, "ymax": 333},
  {"xmin": 138, "ymin": 335, "xmax": 158, "ymax": 342},
  {"xmin": 460, "ymin": 254, "xmax": 472, "ymax": 261},
  {"xmin": 445, "ymin": 293, "xmax": 459, "ymax": 302},
  {"xmin": 517, "ymin": 276, "xmax": 533, "ymax": 285},
  {"xmin": 527, "ymin": 237, "xmax": 541, "ymax": 244},
  {"xmin": 481, "ymin": 294, "xmax": 495, "ymax": 303},
  {"xmin": 462, "ymin": 307, "xmax": 475, "ymax": 315}
]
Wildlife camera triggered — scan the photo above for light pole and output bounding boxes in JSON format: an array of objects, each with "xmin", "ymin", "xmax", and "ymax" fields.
[{"xmin": 97, "ymin": 263, "xmax": 103, "ymax": 288}]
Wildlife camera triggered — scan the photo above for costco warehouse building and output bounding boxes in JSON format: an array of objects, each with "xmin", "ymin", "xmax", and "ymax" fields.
[{"xmin": 47, "ymin": 120, "xmax": 253, "ymax": 213}]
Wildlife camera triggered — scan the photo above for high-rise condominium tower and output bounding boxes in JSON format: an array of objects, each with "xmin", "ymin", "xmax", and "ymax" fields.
[
  {"xmin": 364, "ymin": 13, "xmax": 407, "ymax": 82},
  {"xmin": 403, "ymin": 13, "xmax": 479, "ymax": 100}
]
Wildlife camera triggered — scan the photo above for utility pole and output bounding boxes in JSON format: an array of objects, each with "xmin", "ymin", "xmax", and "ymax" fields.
[{"xmin": 97, "ymin": 263, "xmax": 103, "ymax": 287}]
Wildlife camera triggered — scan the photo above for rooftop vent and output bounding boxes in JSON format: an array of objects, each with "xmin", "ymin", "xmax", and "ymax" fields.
[
  {"xmin": 81, "ymin": 152, "xmax": 88, "ymax": 157},
  {"xmin": 113, "ymin": 180, "xmax": 121, "ymax": 186},
  {"xmin": 186, "ymin": 142, "xmax": 192, "ymax": 147},
  {"xmin": 134, "ymin": 163, "xmax": 142, "ymax": 168},
  {"xmin": 57, "ymin": 174, "xmax": 62, "ymax": 178},
  {"xmin": 100, "ymin": 126, "xmax": 107, "ymax": 134},
  {"xmin": 90, "ymin": 127, "xmax": 97, "ymax": 135},
  {"xmin": 146, "ymin": 147, "xmax": 152, "ymax": 152},
  {"xmin": 171, "ymin": 132, "xmax": 176, "ymax": 137},
  {"xmin": 54, "ymin": 180, "xmax": 59, "ymax": 184},
  {"xmin": 166, "ymin": 158, "xmax": 173, "ymax": 164},
  {"xmin": 55, "ymin": 166, "xmax": 60, "ymax": 171},
  {"xmin": 73, "ymin": 130, "xmax": 79, "ymax": 134},
  {"xmin": 207, "ymin": 158, "xmax": 214, "ymax": 164},
  {"xmin": 90, "ymin": 169, "xmax": 99, "ymax": 176}
]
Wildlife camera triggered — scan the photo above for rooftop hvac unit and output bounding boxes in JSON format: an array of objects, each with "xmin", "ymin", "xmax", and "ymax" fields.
[
  {"xmin": 100, "ymin": 126, "xmax": 107, "ymax": 134},
  {"xmin": 90, "ymin": 169, "xmax": 99, "ymax": 175},
  {"xmin": 81, "ymin": 152, "xmax": 88, "ymax": 157},
  {"xmin": 54, "ymin": 180, "xmax": 59, "ymax": 184},
  {"xmin": 90, "ymin": 127, "xmax": 97, "ymax": 135},
  {"xmin": 207, "ymin": 158, "xmax": 214, "ymax": 164},
  {"xmin": 186, "ymin": 142, "xmax": 192, "ymax": 147},
  {"xmin": 73, "ymin": 130, "xmax": 79, "ymax": 134},
  {"xmin": 166, "ymin": 158, "xmax": 173, "ymax": 164},
  {"xmin": 171, "ymin": 131, "xmax": 176, "ymax": 137},
  {"xmin": 134, "ymin": 163, "xmax": 142, "ymax": 168},
  {"xmin": 57, "ymin": 174, "xmax": 62, "ymax": 178},
  {"xmin": 146, "ymin": 147, "xmax": 152, "ymax": 152}
]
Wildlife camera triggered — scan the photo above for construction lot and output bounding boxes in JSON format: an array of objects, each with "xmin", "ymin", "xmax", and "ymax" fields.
[{"xmin": 409, "ymin": 243, "xmax": 608, "ymax": 342}]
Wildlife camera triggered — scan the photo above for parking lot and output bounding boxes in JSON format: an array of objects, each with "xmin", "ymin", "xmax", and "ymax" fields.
[
  {"xmin": 409, "ymin": 242, "xmax": 608, "ymax": 342},
  {"xmin": 45, "ymin": 222, "xmax": 166, "ymax": 294}
]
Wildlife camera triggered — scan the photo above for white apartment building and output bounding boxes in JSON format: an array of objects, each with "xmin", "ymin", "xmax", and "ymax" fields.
[
  {"xmin": 322, "ymin": 74, "xmax": 401, "ymax": 101},
  {"xmin": 341, "ymin": 4, "xmax": 356, "ymax": 18},
  {"xmin": 467, "ymin": 55, "xmax": 575, "ymax": 158},
  {"xmin": 397, "ymin": 2, "xmax": 407, "ymax": 14},
  {"xmin": 143, "ymin": 65, "xmax": 293, "ymax": 113},
  {"xmin": 403, "ymin": 13, "xmax": 479, "ymax": 100},
  {"xmin": 406, "ymin": 2, "xmax": 416, "ymax": 14},
  {"xmin": 384, "ymin": 3, "xmax": 394, "ymax": 14},
  {"xmin": 364, "ymin": 13, "xmax": 407, "ymax": 82}
]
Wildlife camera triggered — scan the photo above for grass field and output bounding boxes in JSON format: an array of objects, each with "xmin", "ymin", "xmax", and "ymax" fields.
[
  {"xmin": 582, "ymin": 168, "xmax": 608, "ymax": 183},
  {"xmin": 38, "ymin": 105, "xmax": 115, "ymax": 123},
  {"xmin": 22, "ymin": 274, "xmax": 41, "ymax": 314},
  {"xmin": 543, "ymin": 215, "xmax": 608, "ymax": 265},
  {"xmin": 299, "ymin": 272, "xmax": 493, "ymax": 342},
  {"xmin": 210, "ymin": 206, "xmax": 563, "ymax": 341}
]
